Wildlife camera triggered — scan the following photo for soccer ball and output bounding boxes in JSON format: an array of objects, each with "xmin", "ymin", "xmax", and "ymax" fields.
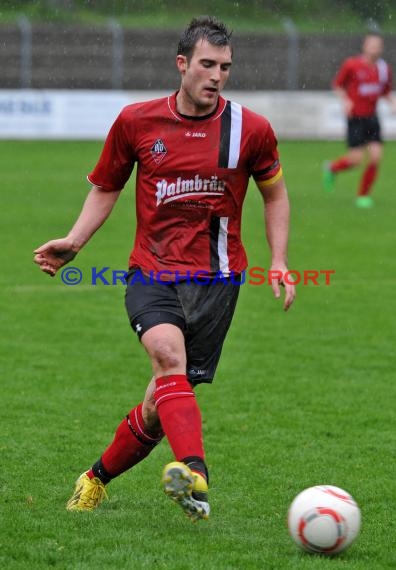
[{"xmin": 288, "ymin": 485, "xmax": 361, "ymax": 555}]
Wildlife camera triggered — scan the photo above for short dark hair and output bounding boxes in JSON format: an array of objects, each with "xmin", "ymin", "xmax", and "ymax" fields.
[
  {"xmin": 177, "ymin": 16, "xmax": 232, "ymax": 59},
  {"xmin": 364, "ymin": 31, "xmax": 383, "ymax": 41}
]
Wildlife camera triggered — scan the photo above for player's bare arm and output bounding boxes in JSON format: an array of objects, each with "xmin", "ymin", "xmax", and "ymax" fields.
[
  {"xmin": 34, "ymin": 185, "xmax": 121, "ymax": 276},
  {"xmin": 258, "ymin": 176, "xmax": 296, "ymax": 311},
  {"xmin": 334, "ymin": 87, "xmax": 353, "ymax": 116},
  {"xmin": 383, "ymin": 92, "xmax": 396, "ymax": 113}
]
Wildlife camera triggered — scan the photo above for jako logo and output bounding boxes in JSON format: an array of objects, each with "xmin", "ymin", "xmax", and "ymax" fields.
[{"xmin": 155, "ymin": 174, "xmax": 225, "ymax": 206}]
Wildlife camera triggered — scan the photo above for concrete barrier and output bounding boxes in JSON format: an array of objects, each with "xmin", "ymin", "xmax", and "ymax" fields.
[{"xmin": 1, "ymin": 89, "xmax": 395, "ymax": 140}]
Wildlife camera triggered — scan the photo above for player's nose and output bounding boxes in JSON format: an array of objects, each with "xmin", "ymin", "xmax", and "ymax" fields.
[{"xmin": 210, "ymin": 65, "xmax": 221, "ymax": 83}]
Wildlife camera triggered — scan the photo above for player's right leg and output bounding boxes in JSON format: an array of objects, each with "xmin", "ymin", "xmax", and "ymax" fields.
[
  {"xmin": 323, "ymin": 147, "xmax": 364, "ymax": 191},
  {"xmin": 323, "ymin": 118, "xmax": 365, "ymax": 192},
  {"xmin": 66, "ymin": 395, "xmax": 163, "ymax": 511}
]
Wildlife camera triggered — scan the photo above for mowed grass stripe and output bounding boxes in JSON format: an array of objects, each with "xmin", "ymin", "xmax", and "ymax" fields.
[{"xmin": 1, "ymin": 140, "xmax": 395, "ymax": 569}]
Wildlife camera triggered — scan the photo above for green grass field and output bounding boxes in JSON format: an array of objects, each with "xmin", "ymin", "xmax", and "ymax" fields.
[{"xmin": 1, "ymin": 139, "xmax": 395, "ymax": 569}]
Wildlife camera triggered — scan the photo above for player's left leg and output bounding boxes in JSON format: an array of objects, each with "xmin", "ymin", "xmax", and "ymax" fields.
[
  {"xmin": 124, "ymin": 269, "xmax": 210, "ymax": 520},
  {"xmin": 356, "ymin": 116, "xmax": 383, "ymax": 207},
  {"xmin": 356, "ymin": 141, "xmax": 382, "ymax": 208},
  {"xmin": 161, "ymin": 277, "xmax": 241, "ymax": 519},
  {"xmin": 162, "ymin": 461, "xmax": 209, "ymax": 522},
  {"xmin": 142, "ymin": 323, "xmax": 210, "ymax": 521}
]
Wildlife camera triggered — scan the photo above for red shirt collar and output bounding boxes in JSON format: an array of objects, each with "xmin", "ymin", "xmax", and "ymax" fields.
[{"xmin": 167, "ymin": 91, "xmax": 227, "ymax": 122}]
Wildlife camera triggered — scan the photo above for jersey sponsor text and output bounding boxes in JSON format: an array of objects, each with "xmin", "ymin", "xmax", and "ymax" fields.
[
  {"xmin": 155, "ymin": 174, "xmax": 225, "ymax": 205},
  {"xmin": 358, "ymin": 83, "xmax": 382, "ymax": 96}
]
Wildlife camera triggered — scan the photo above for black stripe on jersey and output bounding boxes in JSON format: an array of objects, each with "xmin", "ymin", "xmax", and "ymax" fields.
[
  {"xmin": 218, "ymin": 101, "xmax": 232, "ymax": 168},
  {"xmin": 253, "ymin": 160, "xmax": 280, "ymax": 178},
  {"xmin": 209, "ymin": 216, "xmax": 220, "ymax": 273}
]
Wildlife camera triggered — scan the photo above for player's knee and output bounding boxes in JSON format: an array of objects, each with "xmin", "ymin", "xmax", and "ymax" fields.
[
  {"xmin": 150, "ymin": 338, "xmax": 184, "ymax": 372},
  {"xmin": 368, "ymin": 143, "xmax": 383, "ymax": 164},
  {"xmin": 369, "ymin": 154, "xmax": 382, "ymax": 166},
  {"xmin": 350, "ymin": 154, "xmax": 363, "ymax": 166}
]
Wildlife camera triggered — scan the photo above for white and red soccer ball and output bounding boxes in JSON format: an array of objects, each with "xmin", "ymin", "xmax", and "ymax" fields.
[{"xmin": 288, "ymin": 485, "xmax": 361, "ymax": 555}]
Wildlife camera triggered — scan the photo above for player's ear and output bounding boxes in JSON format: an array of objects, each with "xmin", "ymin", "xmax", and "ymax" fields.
[{"xmin": 176, "ymin": 55, "xmax": 188, "ymax": 74}]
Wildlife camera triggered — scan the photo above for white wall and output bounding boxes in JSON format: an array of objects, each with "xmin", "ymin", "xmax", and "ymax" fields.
[{"xmin": 1, "ymin": 90, "xmax": 395, "ymax": 140}]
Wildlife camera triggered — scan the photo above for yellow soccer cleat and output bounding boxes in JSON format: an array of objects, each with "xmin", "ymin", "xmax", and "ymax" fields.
[
  {"xmin": 162, "ymin": 461, "xmax": 210, "ymax": 522},
  {"xmin": 66, "ymin": 473, "xmax": 108, "ymax": 512}
]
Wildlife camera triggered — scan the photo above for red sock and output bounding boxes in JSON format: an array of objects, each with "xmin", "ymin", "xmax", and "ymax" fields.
[
  {"xmin": 153, "ymin": 374, "xmax": 205, "ymax": 461},
  {"xmin": 88, "ymin": 403, "xmax": 163, "ymax": 480},
  {"xmin": 358, "ymin": 164, "xmax": 378, "ymax": 196},
  {"xmin": 331, "ymin": 157, "xmax": 354, "ymax": 173}
]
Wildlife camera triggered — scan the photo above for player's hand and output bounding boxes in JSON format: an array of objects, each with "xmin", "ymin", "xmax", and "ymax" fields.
[
  {"xmin": 269, "ymin": 263, "xmax": 296, "ymax": 311},
  {"xmin": 33, "ymin": 238, "xmax": 78, "ymax": 276}
]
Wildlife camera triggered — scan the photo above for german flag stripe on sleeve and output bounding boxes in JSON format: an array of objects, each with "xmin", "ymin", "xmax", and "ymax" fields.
[{"xmin": 257, "ymin": 168, "xmax": 283, "ymax": 187}]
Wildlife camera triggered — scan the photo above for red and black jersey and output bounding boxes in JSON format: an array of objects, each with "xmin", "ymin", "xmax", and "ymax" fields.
[
  {"xmin": 333, "ymin": 56, "xmax": 392, "ymax": 117},
  {"xmin": 88, "ymin": 92, "xmax": 282, "ymax": 276}
]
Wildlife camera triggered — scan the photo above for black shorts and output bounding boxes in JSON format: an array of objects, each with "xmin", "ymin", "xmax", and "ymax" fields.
[
  {"xmin": 124, "ymin": 269, "xmax": 241, "ymax": 386},
  {"xmin": 347, "ymin": 115, "xmax": 382, "ymax": 148}
]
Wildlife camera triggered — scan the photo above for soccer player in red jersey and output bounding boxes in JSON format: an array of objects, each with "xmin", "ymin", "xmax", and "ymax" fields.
[
  {"xmin": 323, "ymin": 33, "xmax": 396, "ymax": 208},
  {"xmin": 33, "ymin": 17, "xmax": 295, "ymax": 520}
]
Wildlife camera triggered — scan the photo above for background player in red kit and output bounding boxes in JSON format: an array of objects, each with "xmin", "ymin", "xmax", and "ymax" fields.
[
  {"xmin": 323, "ymin": 33, "xmax": 396, "ymax": 208},
  {"xmin": 34, "ymin": 16, "xmax": 295, "ymax": 521}
]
